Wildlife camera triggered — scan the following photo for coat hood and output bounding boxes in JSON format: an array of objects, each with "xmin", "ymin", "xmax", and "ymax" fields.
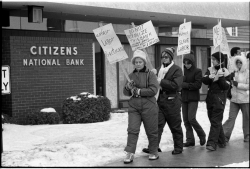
[
  {"xmin": 183, "ymin": 53, "xmax": 195, "ymax": 66},
  {"xmin": 233, "ymin": 54, "xmax": 247, "ymax": 72}
]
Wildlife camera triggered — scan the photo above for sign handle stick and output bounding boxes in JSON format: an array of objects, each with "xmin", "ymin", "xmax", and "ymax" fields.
[
  {"xmin": 131, "ymin": 22, "xmax": 154, "ymax": 71},
  {"xmin": 182, "ymin": 18, "xmax": 186, "ymax": 72},
  {"xmin": 119, "ymin": 61, "xmax": 131, "ymax": 82},
  {"xmin": 218, "ymin": 19, "xmax": 222, "ymax": 70}
]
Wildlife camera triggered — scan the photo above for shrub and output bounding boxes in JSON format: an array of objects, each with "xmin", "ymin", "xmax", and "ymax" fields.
[
  {"xmin": 25, "ymin": 109, "xmax": 60, "ymax": 125},
  {"xmin": 62, "ymin": 93, "xmax": 111, "ymax": 124},
  {"xmin": 2, "ymin": 114, "xmax": 18, "ymax": 124}
]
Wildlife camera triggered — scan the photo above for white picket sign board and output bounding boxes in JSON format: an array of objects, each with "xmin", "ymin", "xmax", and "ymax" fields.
[
  {"xmin": 93, "ymin": 23, "xmax": 128, "ymax": 64},
  {"xmin": 213, "ymin": 20, "xmax": 223, "ymax": 48},
  {"xmin": 214, "ymin": 28, "xmax": 229, "ymax": 54},
  {"xmin": 124, "ymin": 20, "xmax": 159, "ymax": 51},
  {"xmin": 2, "ymin": 65, "xmax": 11, "ymax": 95},
  {"xmin": 177, "ymin": 21, "xmax": 192, "ymax": 56}
]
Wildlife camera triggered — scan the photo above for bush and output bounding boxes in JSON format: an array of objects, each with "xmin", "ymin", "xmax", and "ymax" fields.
[
  {"xmin": 25, "ymin": 109, "xmax": 60, "ymax": 125},
  {"xmin": 62, "ymin": 93, "xmax": 111, "ymax": 124},
  {"xmin": 2, "ymin": 114, "xmax": 18, "ymax": 124}
]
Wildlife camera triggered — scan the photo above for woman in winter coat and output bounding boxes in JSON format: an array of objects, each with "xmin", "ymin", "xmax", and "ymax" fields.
[
  {"xmin": 142, "ymin": 47, "xmax": 184, "ymax": 155},
  {"xmin": 123, "ymin": 49, "xmax": 159, "ymax": 164},
  {"xmin": 181, "ymin": 52, "xmax": 206, "ymax": 147},
  {"xmin": 223, "ymin": 54, "xmax": 249, "ymax": 142},
  {"xmin": 202, "ymin": 52, "xmax": 231, "ymax": 151}
]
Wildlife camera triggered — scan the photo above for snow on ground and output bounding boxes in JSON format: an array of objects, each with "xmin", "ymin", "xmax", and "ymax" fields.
[{"xmin": 2, "ymin": 100, "xmax": 249, "ymax": 167}]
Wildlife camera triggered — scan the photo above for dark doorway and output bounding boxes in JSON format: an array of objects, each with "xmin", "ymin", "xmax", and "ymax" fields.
[{"xmin": 95, "ymin": 42, "xmax": 105, "ymax": 96}]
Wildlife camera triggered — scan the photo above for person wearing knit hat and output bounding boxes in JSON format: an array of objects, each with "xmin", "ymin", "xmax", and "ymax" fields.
[
  {"xmin": 143, "ymin": 47, "xmax": 184, "ymax": 155},
  {"xmin": 123, "ymin": 49, "xmax": 160, "ymax": 163},
  {"xmin": 202, "ymin": 51, "xmax": 231, "ymax": 151},
  {"xmin": 181, "ymin": 52, "xmax": 206, "ymax": 148}
]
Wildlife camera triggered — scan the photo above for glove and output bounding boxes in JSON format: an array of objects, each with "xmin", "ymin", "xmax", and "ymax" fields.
[
  {"xmin": 125, "ymin": 80, "xmax": 135, "ymax": 90},
  {"xmin": 217, "ymin": 69, "xmax": 225, "ymax": 77},
  {"xmin": 209, "ymin": 74, "xmax": 215, "ymax": 79},
  {"xmin": 131, "ymin": 87, "xmax": 140, "ymax": 97},
  {"xmin": 151, "ymin": 69, "xmax": 157, "ymax": 75},
  {"xmin": 232, "ymin": 81, "xmax": 238, "ymax": 87},
  {"xmin": 231, "ymin": 72, "xmax": 235, "ymax": 78}
]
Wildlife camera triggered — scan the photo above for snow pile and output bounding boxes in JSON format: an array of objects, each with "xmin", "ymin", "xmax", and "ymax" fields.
[{"xmin": 2, "ymin": 100, "xmax": 248, "ymax": 167}]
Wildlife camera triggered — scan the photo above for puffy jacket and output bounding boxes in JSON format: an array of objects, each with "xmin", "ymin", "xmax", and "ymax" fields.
[
  {"xmin": 156, "ymin": 64, "xmax": 183, "ymax": 94},
  {"xmin": 123, "ymin": 66, "xmax": 159, "ymax": 109},
  {"xmin": 231, "ymin": 55, "xmax": 249, "ymax": 104},
  {"xmin": 181, "ymin": 54, "xmax": 202, "ymax": 102}
]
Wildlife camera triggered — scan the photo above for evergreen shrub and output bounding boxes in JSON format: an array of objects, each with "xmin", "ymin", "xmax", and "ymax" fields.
[{"xmin": 62, "ymin": 93, "xmax": 111, "ymax": 124}]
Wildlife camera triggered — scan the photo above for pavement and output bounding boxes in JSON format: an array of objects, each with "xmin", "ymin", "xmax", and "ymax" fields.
[{"xmin": 106, "ymin": 139, "xmax": 249, "ymax": 167}]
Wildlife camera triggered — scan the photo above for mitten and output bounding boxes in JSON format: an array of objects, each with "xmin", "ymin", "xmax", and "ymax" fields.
[
  {"xmin": 209, "ymin": 74, "xmax": 215, "ymax": 79},
  {"xmin": 125, "ymin": 80, "xmax": 135, "ymax": 90},
  {"xmin": 232, "ymin": 81, "xmax": 238, "ymax": 87},
  {"xmin": 151, "ymin": 69, "xmax": 157, "ymax": 75},
  {"xmin": 131, "ymin": 87, "xmax": 140, "ymax": 97}
]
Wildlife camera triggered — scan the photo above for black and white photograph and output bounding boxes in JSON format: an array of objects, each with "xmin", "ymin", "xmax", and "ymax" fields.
[{"xmin": 1, "ymin": 0, "xmax": 249, "ymax": 167}]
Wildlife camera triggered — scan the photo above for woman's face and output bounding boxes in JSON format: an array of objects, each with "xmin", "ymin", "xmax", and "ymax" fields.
[
  {"xmin": 134, "ymin": 57, "xmax": 145, "ymax": 70},
  {"xmin": 211, "ymin": 56, "xmax": 219, "ymax": 66},
  {"xmin": 161, "ymin": 55, "xmax": 171, "ymax": 64},
  {"xmin": 184, "ymin": 60, "xmax": 192, "ymax": 69},
  {"xmin": 236, "ymin": 60, "xmax": 242, "ymax": 69}
]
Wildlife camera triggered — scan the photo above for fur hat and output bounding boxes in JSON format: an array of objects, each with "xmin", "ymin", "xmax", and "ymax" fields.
[
  {"xmin": 212, "ymin": 52, "xmax": 225, "ymax": 63},
  {"xmin": 131, "ymin": 50, "xmax": 147, "ymax": 65},
  {"xmin": 161, "ymin": 47, "xmax": 175, "ymax": 60}
]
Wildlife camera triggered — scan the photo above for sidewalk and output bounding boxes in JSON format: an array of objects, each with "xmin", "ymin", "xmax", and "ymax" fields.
[{"xmin": 106, "ymin": 139, "xmax": 249, "ymax": 167}]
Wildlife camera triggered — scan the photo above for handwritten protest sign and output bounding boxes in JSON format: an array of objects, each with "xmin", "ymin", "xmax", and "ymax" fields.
[
  {"xmin": 93, "ymin": 23, "xmax": 128, "ymax": 64},
  {"xmin": 213, "ymin": 20, "xmax": 222, "ymax": 48},
  {"xmin": 124, "ymin": 20, "xmax": 159, "ymax": 51},
  {"xmin": 213, "ymin": 28, "xmax": 229, "ymax": 54},
  {"xmin": 177, "ymin": 21, "xmax": 191, "ymax": 56}
]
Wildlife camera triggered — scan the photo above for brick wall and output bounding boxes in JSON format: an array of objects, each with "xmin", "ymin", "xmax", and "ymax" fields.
[{"xmin": 2, "ymin": 30, "xmax": 94, "ymax": 124}]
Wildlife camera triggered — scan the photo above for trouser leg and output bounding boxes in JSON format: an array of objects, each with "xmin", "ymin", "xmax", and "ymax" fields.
[
  {"xmin": 182, "ymin": 102, "xmax": 195, "ymax": 143},
  {"xmin": 142, "ymin": 104, "xmax": 159, "ymax": 155},
  {"xmin": 240, "ymin": 103, "xmax": 249, "ymax": 140},
  {"xmin": 124, "ymin": 109, "xmax": 141, "ymax": 153},
  {"xmin": 187, "ymin": 102, "xmax": 206, "ymax": 139},
  {"xmin": 222, "ymin": 102, "xmax": 239, "ymax": 141},
  {"xmin": 166, "ymin": 94, "xmax": 183, "ymax": 151}
]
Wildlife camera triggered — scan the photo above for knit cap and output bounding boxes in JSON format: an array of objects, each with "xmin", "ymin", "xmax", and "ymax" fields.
[
  {"xmin": 131, "ymin": 50, "xmax": 147, "ymax": 65},
  {"xmin": 161, "ymin": 47, "xmax": 175, "ymax": 60}
]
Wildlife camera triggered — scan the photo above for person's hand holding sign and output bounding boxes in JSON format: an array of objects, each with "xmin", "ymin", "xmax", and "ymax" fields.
[{"xmin": 125, "ymin": 80, "xmax": 135, "ymax": 90}]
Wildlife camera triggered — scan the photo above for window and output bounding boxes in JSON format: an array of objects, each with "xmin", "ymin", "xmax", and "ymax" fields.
[
  {"xmin": 232, "ymin": 27, "xmax": 238, "ymax": 37},
  {"xmin": 226, "ymin": 27, "xmax": 238, "ymax": 37}
]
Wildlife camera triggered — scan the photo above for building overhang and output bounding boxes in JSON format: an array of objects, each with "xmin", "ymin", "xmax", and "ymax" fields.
[{"xmin": 2, "ymin": 1, "xmax": 249, "ymax": 29}]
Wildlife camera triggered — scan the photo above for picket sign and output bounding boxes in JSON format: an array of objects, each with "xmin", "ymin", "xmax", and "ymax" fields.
[
  {"xmin": 130, "ymin": 22, "xmax": 154, "ymax": 71},
  {"xmin": 213, "ymin": 19, "xmax": 223, "ymax": 69},
  {"xmin": 93, "ymin": 23, "xmax": 131, "ymax": 82},
  {"xmin": 177, "ymin": 18, "xmax": 191, "ymax": 72}
]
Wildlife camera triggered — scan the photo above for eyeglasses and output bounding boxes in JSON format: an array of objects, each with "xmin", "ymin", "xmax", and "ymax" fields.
[{"xmin": 161, "ymin": 55, "xmax": 170, "ymax": 59}]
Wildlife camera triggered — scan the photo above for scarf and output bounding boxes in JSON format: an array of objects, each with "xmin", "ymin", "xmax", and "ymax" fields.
[{"xmin": 155, "ymin": 61, "xmax": 174, "ymax": 100}]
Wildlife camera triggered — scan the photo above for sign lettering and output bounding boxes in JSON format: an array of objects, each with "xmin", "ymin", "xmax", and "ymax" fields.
[
  {"xmin": 93, "ymin": 23, "xmax": 128, "ymax": 64},
  {"xmin": 177, "ymin": 22, "xmax": 191, "ymax": 56},
  {"xmin": 2, "ymin": 66, "xmax": 11, "ymax": 94},
  {"xmin": 124, "ymin": 20, "xmax": 159, "ymax": 51}
]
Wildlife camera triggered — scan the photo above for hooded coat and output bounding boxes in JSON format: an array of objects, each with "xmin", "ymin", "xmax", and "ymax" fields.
[
  {"xmin": 181, "ymin": 54, "xmax": 202, "ymax": 102},
  {"xmin": 230, "ymin": 55, "xmax": 249, "ymax": 104}
]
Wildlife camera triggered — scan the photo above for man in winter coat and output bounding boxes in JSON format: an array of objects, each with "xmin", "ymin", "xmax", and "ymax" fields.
[
  {"xmin": 123, "ymin": 49, "xmax": 160, "ymax": 164},
  {"xmin": 142, "ymin": 47, "xmax": 184, "ymax": 155},
  {"xmin": 181, "ymin": 52, "xmax": 206, "ymax": 147},
  {"xmin": 202, "ymin": 52, "xmax": 231, "ymax": 151},
  {"xmin": 223, "ymin": 54, "xmax": 249, "ymax": 142}
]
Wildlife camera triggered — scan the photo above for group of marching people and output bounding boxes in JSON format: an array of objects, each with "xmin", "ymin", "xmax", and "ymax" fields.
[{"xmin": 122, "ymin": 47, "xmax": 249, "ymax": 164}]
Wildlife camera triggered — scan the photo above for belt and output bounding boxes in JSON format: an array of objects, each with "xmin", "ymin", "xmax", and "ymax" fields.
[
  {"xmin": 160, "ymin": 90, "xmax": 180, "ymax": 95},
  {"xmin": 208, "ymin": 90, "xmax": 226, "ymax": 94}
]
